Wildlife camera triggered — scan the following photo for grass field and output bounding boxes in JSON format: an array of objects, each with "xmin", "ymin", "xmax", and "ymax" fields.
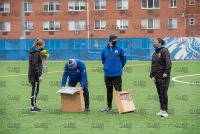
[{"xmin": 0, "ymin": 61, "xmax": 200, "ymax": 134}]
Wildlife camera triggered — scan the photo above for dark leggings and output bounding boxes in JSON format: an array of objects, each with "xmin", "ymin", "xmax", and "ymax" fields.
[
  {"xmin": 31, "ymin": 82, "xmax": 40, "ymax": 108},
  {"xmin": 104, "ymin": 76, "xmax": 122, "ymax": 108},
  {"xmin": 155, "ymin": 77, "xmax": 170, "ymax": 112}
]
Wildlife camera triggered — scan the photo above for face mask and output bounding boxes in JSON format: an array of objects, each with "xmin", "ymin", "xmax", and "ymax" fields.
[
  {"xmin": 112, "ymin": 41, "xmax": 117, "ymax": 46},
  {"xmin": 153, "ymin": 44, "xmax": 159, "ymax": 49},
  {"xmin": 39, "ymin": 48, "xmax": 44, "ymax": 51}
]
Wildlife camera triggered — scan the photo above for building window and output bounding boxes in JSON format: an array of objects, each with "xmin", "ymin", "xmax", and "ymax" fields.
[
  {"xmin": 0, "ymin": 22, "xmax": 10, "ymax": 31},
  {"xmin": 43, "ymin": 21, "xmax": 60, "ymax": 31},
  {"xmin": 0, "ymin": 3, "xmax": 10, "ymax": 12},
  {"xmin": 68, "ymin": 1, "xmax": 85, "ymax": 11},
  {"xmin": 141, "ymin": 19, "xmax": 160, "ymax": 29},
  {"xmin": 25, "ymin": 21, "xmax": 33, "ymax": 31},
  {"xmin": 142, "ymin": 0, "xmax": 159, "ymax": 9},
  {"xmin": 43, "ymin": 2, "xmax": 60, "ymax": 12},
  {"xmin": 169, "ymin": 0, "xmax": 177, "ymax": 8},
  {"xmin": 94, "ymin": 0, "xmax": 106, "ymax": 10},
  {"xmin": 189, "ymin": 0, "xmax": 195, "ymax": 5},
  {"xmin": 117, "ymin": 19, "xmax": 129, "ymax": 30},
  {"xmin": 68, "ymin": 20, "xmax": 86, "ymax": 31},
  {"xmin": 189, "ymin": 18, "xmax": 195, "ymax": 25},
  {"xmin": 168, "ymin": 18, "xmax": 177, "ymax": 29},
  {"xmin": 94, "ymin": 20, "xmax": 106, "ymax": 30},
  {"xmin": 117, "ymin": 0, "xmax": 128, "ymax": 10},
  {"xmin": 24, "ymin": 2, "xmax": 33, "ymax": 12}
]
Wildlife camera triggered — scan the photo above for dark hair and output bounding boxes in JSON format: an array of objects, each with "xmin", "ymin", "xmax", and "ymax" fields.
[
  {"xmin": 34, "ymin": 38, "xmax": 44, "ymax": 46},
  {"xmin": 156, "ymin": 38, "xmax": 165, "ymax": 45}
]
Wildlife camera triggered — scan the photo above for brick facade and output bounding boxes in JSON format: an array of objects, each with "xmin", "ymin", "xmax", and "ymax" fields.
[{"xmin": 0, "ymin": 0, "xmax": 199, "ymax": 39}]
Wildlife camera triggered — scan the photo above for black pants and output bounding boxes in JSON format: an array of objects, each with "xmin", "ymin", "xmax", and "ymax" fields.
[
  {"xmin": 68, "ymin": 80, "xmax": 90, "ymax": 109},
  {"xmin": 155, "ymin": 77, "xmax": 170, "ymax": 112},
  {"xmin": 104, "ymin": 76, "xmax": 122, "ymax": 108},
  {"xmin": 31, "ymin": 82, "xmax": 40, "ymax": 108}
]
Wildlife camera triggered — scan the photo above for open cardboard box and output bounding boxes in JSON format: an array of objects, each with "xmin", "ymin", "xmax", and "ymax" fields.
[
  {"xmin": 59, "ymin": 89, "xmax": 85, "ymax": 112},
  {"xmin": 113, "ymin": 90, "xmax": 136, "ymax": 114}
]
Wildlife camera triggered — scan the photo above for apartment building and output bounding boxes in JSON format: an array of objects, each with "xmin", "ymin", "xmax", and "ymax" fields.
[{"xmin": 0, "ymin": 0, "xmax": 199, "ymax": 39}]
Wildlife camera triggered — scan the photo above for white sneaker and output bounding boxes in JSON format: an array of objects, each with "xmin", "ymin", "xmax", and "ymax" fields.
[
  {"xmin": 161, "ymin": 110, "xmax": 168, "ymax": 117},
  {"xmin": 156, "ymin": 110, "xmax": 163, "ymax": 116}
]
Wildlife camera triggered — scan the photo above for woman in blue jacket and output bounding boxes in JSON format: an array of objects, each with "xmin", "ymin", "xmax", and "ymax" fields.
[{"xmin": 101, "ymin": 34, "xmax": 127, "ymax": 112}]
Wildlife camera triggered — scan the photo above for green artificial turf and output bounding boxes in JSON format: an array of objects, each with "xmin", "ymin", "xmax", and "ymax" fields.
[{"xmin": 0, "ymin": 61, "xmax": 199, "ymax": 134}]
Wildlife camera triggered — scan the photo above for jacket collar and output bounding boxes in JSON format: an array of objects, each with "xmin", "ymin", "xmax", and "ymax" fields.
[
  {"xmin": 107, "ymin": 43, "xmax": 116, "ymax": 49},
  {"xmin": 155, "ymin": 45, "xmax": 165, "ymax": 52},
  {"xmin": 34, "ymin": 47, "xmax": 40, "ymax": 52}
]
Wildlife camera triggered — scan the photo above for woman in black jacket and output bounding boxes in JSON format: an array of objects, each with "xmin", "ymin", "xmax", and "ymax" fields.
[
  {"xmin": 28, "ymin": 38, "xmax": 44, "ymax": 112},
  {"xmin": 150, "ymin": 38, "xmax": 172, "ymax": 117}
]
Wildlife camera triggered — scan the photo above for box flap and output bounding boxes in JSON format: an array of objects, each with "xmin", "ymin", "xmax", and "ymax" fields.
[
  {"xmin": 56, "ymin": 87, "xmax": 79, "ymax": 95},
  {"xmin": 119, "ymin": 91, "xmax": 130, "ymax": 94}
]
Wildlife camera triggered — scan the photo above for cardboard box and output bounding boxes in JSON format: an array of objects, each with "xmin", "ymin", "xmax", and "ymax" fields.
[
  {"xmin": 60, "ymin": 90, "xmax": 85, "ymax": 112},
  {"xmin": 113, "ymin": 90, "xmax": 136, "ymax": 114}
]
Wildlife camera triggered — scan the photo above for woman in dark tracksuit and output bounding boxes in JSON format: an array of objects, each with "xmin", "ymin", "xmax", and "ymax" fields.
[
  {"xmin": 28, "ymin": 38, "xmax": 45, "ymax": 112},
  {"xmin": 150, "ymin": 38, "xmax": 172, "ymax": 117}
]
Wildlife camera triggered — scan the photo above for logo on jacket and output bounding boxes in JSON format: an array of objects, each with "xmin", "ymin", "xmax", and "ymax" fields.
[
  {"xmin": 115, "ymin": 50, "xmax": 118, "ymax": 54},
  {"xmin": 158, "ymin": 53, "xmax": 161, "ymax": 58}
]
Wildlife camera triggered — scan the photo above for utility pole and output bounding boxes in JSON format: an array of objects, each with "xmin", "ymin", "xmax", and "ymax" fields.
[{"xmin": 20, "ymin": 0, "xmax": 26, "ymax": 39}]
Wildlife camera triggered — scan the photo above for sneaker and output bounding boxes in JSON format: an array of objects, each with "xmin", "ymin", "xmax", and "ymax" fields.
[
  {"xmin": 85, "ymin": 108, "xmax": 90, "ymax": 112},
  {"xmin": 30, "ymin": 107, "xmax": 41, "ymax": 112},
  {"xmin": 161, "ymin": 110, "xmax": 168, "ymax": 117},
  {"xmin": 156, "ymin": 110, "xmax": 163, "ymax": 116},
  {"xmin": 36, "ymin": 107, "xmax": 41, "ymax": 112},
  {"xmin": 101, "ymin": 107, "xmax": 112, "ymax": 112}
]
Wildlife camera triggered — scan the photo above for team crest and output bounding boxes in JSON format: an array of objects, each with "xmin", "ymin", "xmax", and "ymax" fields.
[
  {"xmin": 115, "ymin": 50, "xmax": 118, "ymax": 54},
  {"xmin": 158, "ymin": 53, "xmax": 161, "ymax": 58}
]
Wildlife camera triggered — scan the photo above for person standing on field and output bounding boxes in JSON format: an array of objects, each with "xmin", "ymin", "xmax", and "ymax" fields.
[
  {"xmin": 150, "ymin": 38, "xmax": 172, "ymax": 117},
  {"xmin": 101, "ymin": 34, "xmax": 127, "ymax": 112},
  {"xmin": 28, "ymin": 38, "xmax": 45, "ymax": 112}
]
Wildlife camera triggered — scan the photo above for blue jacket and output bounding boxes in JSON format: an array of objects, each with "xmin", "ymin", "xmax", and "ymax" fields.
[
  {"xmin": 101, "ymin": 44, "xmax": 127, "ymax": 77},
  {"xmin": 61, "ymin": 59, "xmax": 87, "ymax": 88}
]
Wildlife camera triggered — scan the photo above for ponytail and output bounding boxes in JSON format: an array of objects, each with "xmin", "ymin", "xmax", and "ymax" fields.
[
  {"xmin": 34, "ymin": 38, "xmax": 44, "ymax": 47},
  {"xmin": 157, "ymin": 38, "xmax": 165, "ymax": 45}
]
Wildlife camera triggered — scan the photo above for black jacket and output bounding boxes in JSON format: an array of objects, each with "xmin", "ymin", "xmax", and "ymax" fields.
[
  {"xmin": 28, "ymin": 46, "xmax": 43, "ymax": 82},
  {"xmin": 150, "ymin": 47, "xmax": 172, "ymax": 78}
]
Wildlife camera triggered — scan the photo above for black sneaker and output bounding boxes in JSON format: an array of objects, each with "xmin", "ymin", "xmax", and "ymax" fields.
[
  {"xmin": 101, "ymin": 107, "xmax": 112, "ymax": 112},
  {"xmin": 36, "ymin": 107, "xmax": 41, "ymax": 112},
  {"xmin": 30, "ymin": 107, "xmax": 41, "ymax": 112},
  {"xmin": 85, "ymin": 108, "xmax": 90, "ymax": 112}
]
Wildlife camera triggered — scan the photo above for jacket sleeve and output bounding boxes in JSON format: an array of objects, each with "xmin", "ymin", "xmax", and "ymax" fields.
[
  {"xmin": 32, "ymin": 52, "xmax": 42, "ymax": 78},
  {"xmin": 150, "ymin": 52, "xmax": 155, "ymax": 78},
  {"xmin": 101, "ymin": 50, "xmax": 105, "ymax": 64},
  {"xmin": 120, "ymin": 49, "xmax": 127, "ymax": 68},
  {"xmin": 150, "ymin": 60, "xmax": 154, "ymax": 78},
  {"xmin": 80, "ymin": 62, "xmax": 87, "ymax": 88},
  {"xmin": 61, "ymin": 63, "xmax": 69, "ymax": 87},
  {"xmin": 163, "ymin": 48, "xmax": 172, "ymax": 75}
]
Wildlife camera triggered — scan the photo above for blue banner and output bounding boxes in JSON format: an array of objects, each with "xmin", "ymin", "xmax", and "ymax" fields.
[{"xmin": 0, "ymin": 37, "xmax": 199, "ymax": 61}]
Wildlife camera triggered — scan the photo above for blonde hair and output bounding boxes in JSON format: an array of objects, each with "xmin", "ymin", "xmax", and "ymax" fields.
[{"xmin": 34, "ymin": 38, "xmax": 44, "ymax": 46}]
